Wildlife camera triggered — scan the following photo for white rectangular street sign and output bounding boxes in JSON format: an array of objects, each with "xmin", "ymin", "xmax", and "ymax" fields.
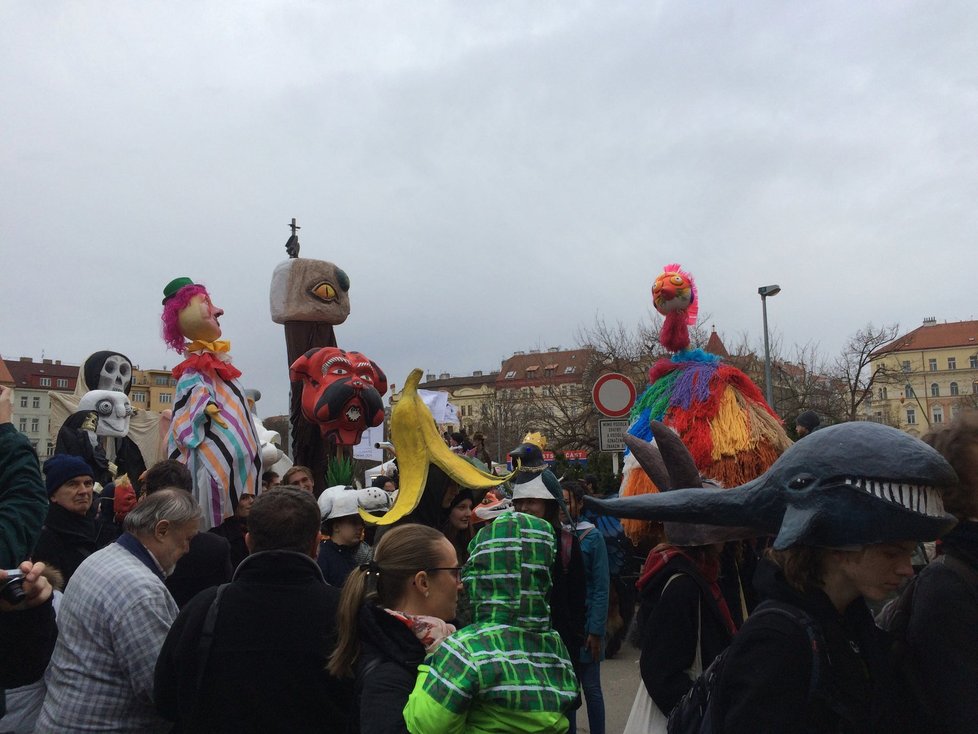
[{"xmin": 598, "ymin": 418, "xmax": 629, "ymax": 452}]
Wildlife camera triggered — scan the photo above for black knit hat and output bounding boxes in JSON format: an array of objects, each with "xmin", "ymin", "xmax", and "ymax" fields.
[
  {"xmin": 44, "ymin": 454, "xmax": 94, "ymax": 496},
  {"xmin": 795, "ymin": 410, "xmax": 820, "ymax": 432}
]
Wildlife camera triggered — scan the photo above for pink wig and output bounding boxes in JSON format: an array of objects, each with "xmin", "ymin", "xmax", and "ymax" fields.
[{"xmin": 161, "ymin": 284, "xmax": 209, "ymax": 353}]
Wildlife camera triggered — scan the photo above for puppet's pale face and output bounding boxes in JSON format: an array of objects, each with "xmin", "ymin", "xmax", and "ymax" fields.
[
  {"xmin": 99, "ymin": 354, "xmax": 132, "ymax": 393},
  {"xmin": 78, "ymin": 390, "xmax": 133, "ymax": 437},
  {"xmin": 178, "ymin": 294, "xmax": 224, "ymax": 341}
]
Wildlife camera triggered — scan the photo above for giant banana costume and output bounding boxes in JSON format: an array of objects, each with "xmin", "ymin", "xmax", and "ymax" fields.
[{"xmin": 362, "ymin": 369, "xmax": 512, "ymax": 526}]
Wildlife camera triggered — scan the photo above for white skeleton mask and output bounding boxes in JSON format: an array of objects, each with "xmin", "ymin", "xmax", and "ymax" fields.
[
  {"xmin": 99, "ymin": 354, "xmax": 133, "ymax": 393},
  {"xmin": 78, "ymin": 390, "xmax": 133, "ymax": 438}
]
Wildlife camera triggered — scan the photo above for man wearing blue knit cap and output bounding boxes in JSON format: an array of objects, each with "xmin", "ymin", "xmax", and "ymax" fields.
[{"xmin": 32, "ymin": 455, "xmax": 119, "ymax": 586}]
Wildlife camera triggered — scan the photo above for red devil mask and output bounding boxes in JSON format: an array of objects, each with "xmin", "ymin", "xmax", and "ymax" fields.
[{"xmin": 289, "ymin": 347, "xmax": 388, "ymax": 446}]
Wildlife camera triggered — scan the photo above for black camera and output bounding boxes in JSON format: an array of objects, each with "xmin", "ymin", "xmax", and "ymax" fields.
[{"xmin": 0, "ymin": 570, "xmax": 26, "ymax": 605}]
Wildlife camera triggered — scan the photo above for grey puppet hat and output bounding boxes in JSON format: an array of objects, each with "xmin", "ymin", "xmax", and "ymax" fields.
[
  {"xmin": 625, "ymin": 424, "xmax": 757, "ymax": 546},
  {"xmin": 586, "ymin": 421, "xmax": 958, "ymax": 550}
]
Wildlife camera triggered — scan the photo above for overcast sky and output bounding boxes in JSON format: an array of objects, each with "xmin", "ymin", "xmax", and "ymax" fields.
[{"xmin": 3, "ymin": 1, "xmax": 976, "ymax": 418}]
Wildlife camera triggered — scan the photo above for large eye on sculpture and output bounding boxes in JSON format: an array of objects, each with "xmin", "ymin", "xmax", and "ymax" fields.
[
  {"xmin": 788, "ymin": 473, "xmax": 816, "ymax": 489},
  {"xmin": 312, "ymin": 282, "xmax": 337, "ymax": 302},
  {"xmin": 670, "ymin": 275, "xmax": 684, "ymax": 286},
  {"xmin": 96, "ymin": 399, "xmax": 114, "ymax": 416},
  {"xmin": 359, "ymin": 372, "xmax": 374, "ymax": 384}
]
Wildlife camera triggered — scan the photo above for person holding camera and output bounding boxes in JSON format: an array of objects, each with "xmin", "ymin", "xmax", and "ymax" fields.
[{"xmin": 0, "ymin": 562, "xmax": 57, "ymax": 721}]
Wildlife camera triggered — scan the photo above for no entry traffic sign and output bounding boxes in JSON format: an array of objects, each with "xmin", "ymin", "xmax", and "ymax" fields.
[{"xmin": 592, "ymin": 372, "xmax": 636, "ymax": 418}]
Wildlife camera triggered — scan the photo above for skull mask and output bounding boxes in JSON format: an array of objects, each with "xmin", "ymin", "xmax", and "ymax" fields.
[{"xmin": 84, "ymin": 351, "xmax": 134, "ymax": 395}]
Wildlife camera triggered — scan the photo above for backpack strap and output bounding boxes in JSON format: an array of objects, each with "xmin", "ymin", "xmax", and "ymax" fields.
[
  {"xmin": 751, "ymin": 601, "xmax": 825, "ymax": 703},
  {"xmin": 195, "ymin": 583, "xmax": 231, "ymax": 696}
]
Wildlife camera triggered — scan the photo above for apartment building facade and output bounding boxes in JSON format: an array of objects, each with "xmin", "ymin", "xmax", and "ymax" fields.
[{"xmin": 868, "ymin": 319, "xmax": 978, "ymax": 435}]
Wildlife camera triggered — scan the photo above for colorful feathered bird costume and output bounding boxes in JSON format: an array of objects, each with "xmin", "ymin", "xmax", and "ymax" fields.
[{"xmin": 621, "ymin": 264, "xmax": 792, "ymax": 544}]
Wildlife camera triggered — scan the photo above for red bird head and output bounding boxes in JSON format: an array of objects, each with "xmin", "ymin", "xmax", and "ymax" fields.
[{"xmin": 652, "ymin": 263, "xmax": 699, "ymax": 352}]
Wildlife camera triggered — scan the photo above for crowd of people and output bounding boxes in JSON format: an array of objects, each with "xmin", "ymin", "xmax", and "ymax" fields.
[{"xmin": 2, "ymin": 376, "xmax": 978, "ymax": 734}]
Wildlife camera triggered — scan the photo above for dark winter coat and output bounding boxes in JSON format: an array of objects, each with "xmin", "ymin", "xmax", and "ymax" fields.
[
  {"xmin": 317, "ymin": 539, "xmax": 359, "ymax": 587},
  {"xmin": 208, "ymin": 515, "xmax": 249, "ymax": 570},
  {"xmin": 31, "ymin": 502, "xmax": 119, "ymax": 585},
  {"xmin": 714, "ymin": 558, "xmax": 907, "ymax": 734},
  {"xmin": 351, "ymin": 603, "xmax": 427, "ymax": 734},
  {"xmin": 154, "ymin": 550, "xmax": 352, "ymax": 733},
  {"xmin": 907, "ymin": 521, "xmax": 978, "ymax": 734},
  {"xmin": 0, "ymin": 596, "xmax": 58, "ymax": 717},
  {"xmin": 165, "ymin": 530, "xmax": 232, "ymax": 608},
  {"xmin": 550, "ymin": 527, "xmax": 588, "ymax": 657},
  {"xmin": 0, "ymin": 423, "xmax": 48, "ymax": 569},
  {"xmin": 637, "ymin": 552, "xmax": 734, "ymax": 714}
]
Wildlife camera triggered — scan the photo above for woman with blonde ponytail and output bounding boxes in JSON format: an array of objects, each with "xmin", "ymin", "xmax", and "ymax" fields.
[{"xmin": 328, "ymin": 523, "xmax": 461, "ymax": 734}]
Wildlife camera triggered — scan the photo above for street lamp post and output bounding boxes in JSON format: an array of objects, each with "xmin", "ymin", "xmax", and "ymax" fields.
[{"xmin": 758, "ymin": 284, "xmax": 782, "ymax": 409}]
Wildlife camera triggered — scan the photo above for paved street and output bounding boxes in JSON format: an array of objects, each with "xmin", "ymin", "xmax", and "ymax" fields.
[{"xmin": 574, "ymin": 642, "xmax": 642, "ymax": 734}]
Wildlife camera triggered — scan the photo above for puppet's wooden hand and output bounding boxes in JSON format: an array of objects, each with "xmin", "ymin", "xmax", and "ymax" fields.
[{"xmin": 205, "ymin": 402, "xmax": 229, "ymax": 429}]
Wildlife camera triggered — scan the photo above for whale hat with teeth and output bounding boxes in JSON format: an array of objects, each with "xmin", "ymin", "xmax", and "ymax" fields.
[{"xmin": 584, "ymin": 421, "xmax": 959, "ymax": 549}]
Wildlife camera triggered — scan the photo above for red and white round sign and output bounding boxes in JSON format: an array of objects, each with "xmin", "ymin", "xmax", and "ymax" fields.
[{"xmin": 592, "ymin": 372, "xmax": 636, "ymax": 418}]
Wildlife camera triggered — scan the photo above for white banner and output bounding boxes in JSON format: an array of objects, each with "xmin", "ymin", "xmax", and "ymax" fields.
[{"xmin": 353, "ymin": 424, "xmax": 385, "ymax": 461}]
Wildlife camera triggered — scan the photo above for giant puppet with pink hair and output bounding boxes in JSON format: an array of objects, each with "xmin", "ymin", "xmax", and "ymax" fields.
[{"xmin": 161, "ymin": 277, "xmax": 261, "ymax": 528}]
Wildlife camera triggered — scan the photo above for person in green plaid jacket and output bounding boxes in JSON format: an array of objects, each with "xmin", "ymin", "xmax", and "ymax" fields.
[{"xmin": 403, "ymin": 511, "xmax": 580, "ymax": 733}]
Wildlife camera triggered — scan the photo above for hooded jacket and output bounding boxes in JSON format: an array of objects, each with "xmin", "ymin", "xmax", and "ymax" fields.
[
  {"xmin": 715, "ymin": 558, "xmax": 906, "ymax": 734},
  {"xmin": 403, "ymin": 512, "xmax": 579, "ymax": 734}
]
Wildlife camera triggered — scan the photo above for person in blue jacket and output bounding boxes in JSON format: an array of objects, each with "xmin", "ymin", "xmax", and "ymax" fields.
[{"xmin": 562, "ymin": 479, "xmax": 610, "ymax": 734}]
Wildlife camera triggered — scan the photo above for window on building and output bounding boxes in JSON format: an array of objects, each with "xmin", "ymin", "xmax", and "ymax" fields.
[
  {"xmin": 974, "ymin": 382, "xmax": 978, "ymax": 395},
  {"xmin": 948, "ymin": 357, "xmax": 957, "ymax": 370},
  {"xmin": 155, "ymin": 376, "xmax": 169, "ymax": 386},
  {"xmin": 931, "ymin": 383, "xmax": 940, "ymax": 397},
  {"xmin": 159, "ymin": 393, "xmax": 172, "ymax": 404},
  {"xmin": 933, "ymin": 407, "xmax": 944, "ymax": 424},
  {"xmin": 561, "ymin": 386, "xmax": 569, "ymax": 396},
  {"xmin": 18, "ymin": 418, "xmax": 27, "ymax": 432},
  {"xmin": 132, "ymin": 391, "xmax": 147, "ymax": 403},
  {"xmin": 929, "ymin": 359, "xmax": 938, "ymax": 371},
  {"xmin": 971, "ymin": 355, "xmax": 978, "ymax": 369},
  {"xmin": 39, "ymin": 377, "xmax": 51, "ymax": 387},
  {"xmin": 521, "ymin": 388, "xmax": 530, "ymax": 397},
  {"xmin": 952, "ymin": 404, "xmax": 961, "ymax": 419},
  {"xmin": 907, "ymin": 409, "xmax": 916, "ymax": 425},
  {"xmin": 504, "ymin": 371, "xmax": 516, "ymax": 379},
  {"xmin": 902, "ymin": 360, "xmax": 912, "ymax": 372},
  {"xmin": 19, "ymin": 396, "xmax": 27, "ymax": 408},
  {"xmin": 30, "ymin": 418, "xmax": 39, "ymax": 433},
  {"xmin": 950, "ymin": 382, "xmax": 959, "ymax": 396},
  {"xmin": 564, "ymin": 366, "xmax": 576, "ymax": 374},
  {"xmin": 32, "ymin": 397, "xmax": 40, "ymax": 409},
  {"xmin": 905, "ymin": 385, "xmax": 914, "ymax": 399},
  {"xmin": 45, "ymin": 441, "xmax": 55, "ymax": 458},
  {"xmin": 56, "ymin": 378, "xmax": 68, "ymax": 388},
  {"xmin": 878, "ymin": 387, "xmax": 888, "ymax": 400},
  {"xmin": 874, "ymin": 411, "xmax": 884, "ymax": 423}
]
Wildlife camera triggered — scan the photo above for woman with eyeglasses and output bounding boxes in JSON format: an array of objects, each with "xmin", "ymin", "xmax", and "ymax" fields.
[{"xmin": 328, "ymin": 523, "xmax": 462, "ymax": 734}]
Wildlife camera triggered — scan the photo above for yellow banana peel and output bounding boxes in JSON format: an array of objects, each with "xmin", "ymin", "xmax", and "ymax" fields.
[{"xmin": 361, "ymin": 369, "xmax": 514, "ymax": 525}]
